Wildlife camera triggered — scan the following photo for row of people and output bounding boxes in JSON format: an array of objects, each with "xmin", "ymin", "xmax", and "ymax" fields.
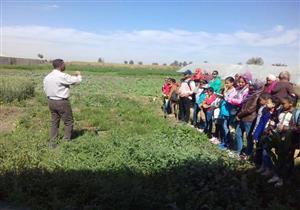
[{"xmin": 162, "ymin": 69, "xmax": 299, "ymax": 187}]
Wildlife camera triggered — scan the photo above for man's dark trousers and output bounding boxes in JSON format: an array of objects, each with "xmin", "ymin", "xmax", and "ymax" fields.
[
  {"xmin": 48, "ymin": 99, "xmax": 73, "ymax": 142},
  {"xmin": 179, "ymin": 97, "xmax": 191, "ymax": 123}
]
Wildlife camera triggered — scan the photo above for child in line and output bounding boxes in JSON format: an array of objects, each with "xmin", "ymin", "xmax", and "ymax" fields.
[
  {"xmin": 227, "ymin": 76, "xmax": 250, "ymax": 155},
  {"xmin": 255, "ymin": 97, "xmax": 276, "ymax": 174},
  {"xmin": 202, "ymin": 87, "xmax": 217, "ymax": 138},
  {"xmin": 162, "ymin": 78, "xmax": 172, "ymax": 116},
  {"xmin": 169, "ymin": 78, "xmax": 180, "ymax": 119},
  {"xmin": 194, "ymin": 83, "xmax": 209, "ymax": 130},
  {"xmin": 288, "ymin": 95, "xmax": 300, "ymax": 174},
  {"xmin": 252, "ymin": 93, "xmax": 273, "ymax": 146},
  {"xmin": 192, "ymin": 80, "xmax": 207, "ymax": 127},
  {"xmin": 226, "ymin": 75, "xmax": 249, "ymax": 122},
  {"xmin": 226, "ymin": 75, "xmax": 249, "ymax": 107},
  {"xmin": 267, "ymin": 96, "xmax": 295, "ymax": 187},
  {"xmin": 219, "ymin": 77, "xmax": 236, "ymax": 150},
  {"xmin": 209, "ymin": 92, "xmax": 223, "ymax": 144},
  {"xmin": 241, "ymin": 93, "xmax": 272, "ymax": 160}
]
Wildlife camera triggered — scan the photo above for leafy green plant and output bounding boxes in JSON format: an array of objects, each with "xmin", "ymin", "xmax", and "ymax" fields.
[{"xmin": 0, "ymin": 77, "xmax": 35, "ymax": 103}]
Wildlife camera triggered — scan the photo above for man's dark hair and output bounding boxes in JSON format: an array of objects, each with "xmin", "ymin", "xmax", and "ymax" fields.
[
  {"xmin": 213, "ymin": 70, "xmax": 219, "ymax": 75},
  {"xmin": 52, "ymin": 59, "xmax": 64, "ymax": 69}
]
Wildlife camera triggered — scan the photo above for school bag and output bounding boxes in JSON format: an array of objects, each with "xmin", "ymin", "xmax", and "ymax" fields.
[
  {"xmin": 170, "ymin": 91, "xmax": 179, "ymax": 103},
  {"xmin": 293, "ymin": 109, "xmax": 300, "ymax": 126},
  {"xmin": 209, "ymin": 97, "xmax": 220, "ymax": 124}
]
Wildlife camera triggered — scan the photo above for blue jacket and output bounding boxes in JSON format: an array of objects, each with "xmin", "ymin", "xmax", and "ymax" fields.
[
  {"xmin": 197, "ymin": 92, "xmax": 207, "ymax": 105},
  {"xmin": 220, "ymin": 100, "xmax": 233, "ymax": 117},
  {"xmin": 253, "ymin": 108, "xmax": 271, "ymax": 141}
]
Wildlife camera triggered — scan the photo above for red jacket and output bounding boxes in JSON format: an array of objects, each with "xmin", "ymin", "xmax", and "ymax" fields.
[
  {"xmin": 204, "ymin": 94, "xmax": 216, "ymax": 105},
  {"xmin": 162, "ymin": 83, "xmax": 172, "ymax": 96}
]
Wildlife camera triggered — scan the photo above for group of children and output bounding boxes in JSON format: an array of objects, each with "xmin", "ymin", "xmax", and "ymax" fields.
[{"xmin": 162, "ymin": 69, "xmax": 299, "ymax": 187}]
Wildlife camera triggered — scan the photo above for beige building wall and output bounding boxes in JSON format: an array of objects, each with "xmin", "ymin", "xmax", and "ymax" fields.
[{"xmin": 0, "ymin": 56, "xmax": 46, "ymax": 65}]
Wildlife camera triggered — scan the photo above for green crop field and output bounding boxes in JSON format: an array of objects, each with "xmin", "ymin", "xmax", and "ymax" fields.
[{"xmin": 0, "ymin": 64, "xmax": 299, "ymax": 210}]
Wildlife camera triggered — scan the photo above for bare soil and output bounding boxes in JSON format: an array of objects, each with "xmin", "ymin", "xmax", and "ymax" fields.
[{"xmin": 0, "ymin": 106, "xmax": 22, "ymax": 133}]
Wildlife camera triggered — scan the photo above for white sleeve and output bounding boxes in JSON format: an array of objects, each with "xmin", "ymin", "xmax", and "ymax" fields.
[
  {"xmin": 191, "ymin": 81, "xmax": 196, "ymax": 91},
  {"xmin": 193, "ymin": 86, "xmax": 199, "ymax": 93},
  {"xmin": 43, "ymin": 77, "xmax": 47, "ymax": 94},
  {"xmin": 60, "ymin": 73, "xmax": 82, "ymax": 85},
  {"xmin": 189, "ymin": 81, "xmax": 196, "ymax": 94}
]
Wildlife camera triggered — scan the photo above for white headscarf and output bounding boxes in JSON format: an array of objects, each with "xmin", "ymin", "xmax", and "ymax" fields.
[{"xmin": 267, "ymin": 74, "xmax": 277, "ymax": 81}]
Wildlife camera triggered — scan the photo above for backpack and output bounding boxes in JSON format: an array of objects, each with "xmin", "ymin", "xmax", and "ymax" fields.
[
  {"xmin": 170, "ymin": 91, "xmax": 179, "ymax": 103},
  {"xmin": 293, "ymin": 109, "xmax": 300, "ymax": 126}
]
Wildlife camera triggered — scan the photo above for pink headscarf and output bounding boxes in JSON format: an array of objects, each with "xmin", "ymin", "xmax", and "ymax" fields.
[
  {"xmin": 265, "ymin": 74, "xmax": 277, "ymax": 93},
  {"xmin": 191, "ymin": 68, "xmax": 203, "ymax": 81}
]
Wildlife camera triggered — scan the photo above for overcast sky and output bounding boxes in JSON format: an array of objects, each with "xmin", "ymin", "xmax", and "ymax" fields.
[{"xmin": 1, "ymin": 1, "xmax": 300, "ymax": 66}]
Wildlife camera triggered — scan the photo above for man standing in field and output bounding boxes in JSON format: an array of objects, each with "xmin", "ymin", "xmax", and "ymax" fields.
[
  {"xmin": 178, "ymin": 70, "xmax": 196, "ymax": 123},
  {"xmin": 43, "ymin": 59, "xmax": 82, "ymax": 148}
]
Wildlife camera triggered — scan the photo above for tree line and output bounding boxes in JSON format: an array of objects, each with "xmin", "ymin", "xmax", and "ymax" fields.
[{"xmin": 36, "ymin": 54, "xmax": 288, "ymax": 67}]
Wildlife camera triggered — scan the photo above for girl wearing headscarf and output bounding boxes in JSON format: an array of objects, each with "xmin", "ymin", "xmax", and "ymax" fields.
[
  {"xmin": 230, "ymin": 78, "xmax": 264, "ymax": 158},
  {"xmin": 191, "ymin": 68, "xmax": 203, "ymax": 82},
  {"xmin": 263, "ymin": 74, "xmax": 277, "ymax": 94},
  {"xmin": 224, "ymin": 75, "xmax": 250, "ymax": 156}
]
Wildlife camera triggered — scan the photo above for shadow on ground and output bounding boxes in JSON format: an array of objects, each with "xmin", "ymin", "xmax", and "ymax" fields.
[
  {"xmin": 71, "ymin": 129, "xmax": 87, "ymax": 139},
  {"xmin": 0, "ymin": 159, "xmax": 299, "ymax": 210}
]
